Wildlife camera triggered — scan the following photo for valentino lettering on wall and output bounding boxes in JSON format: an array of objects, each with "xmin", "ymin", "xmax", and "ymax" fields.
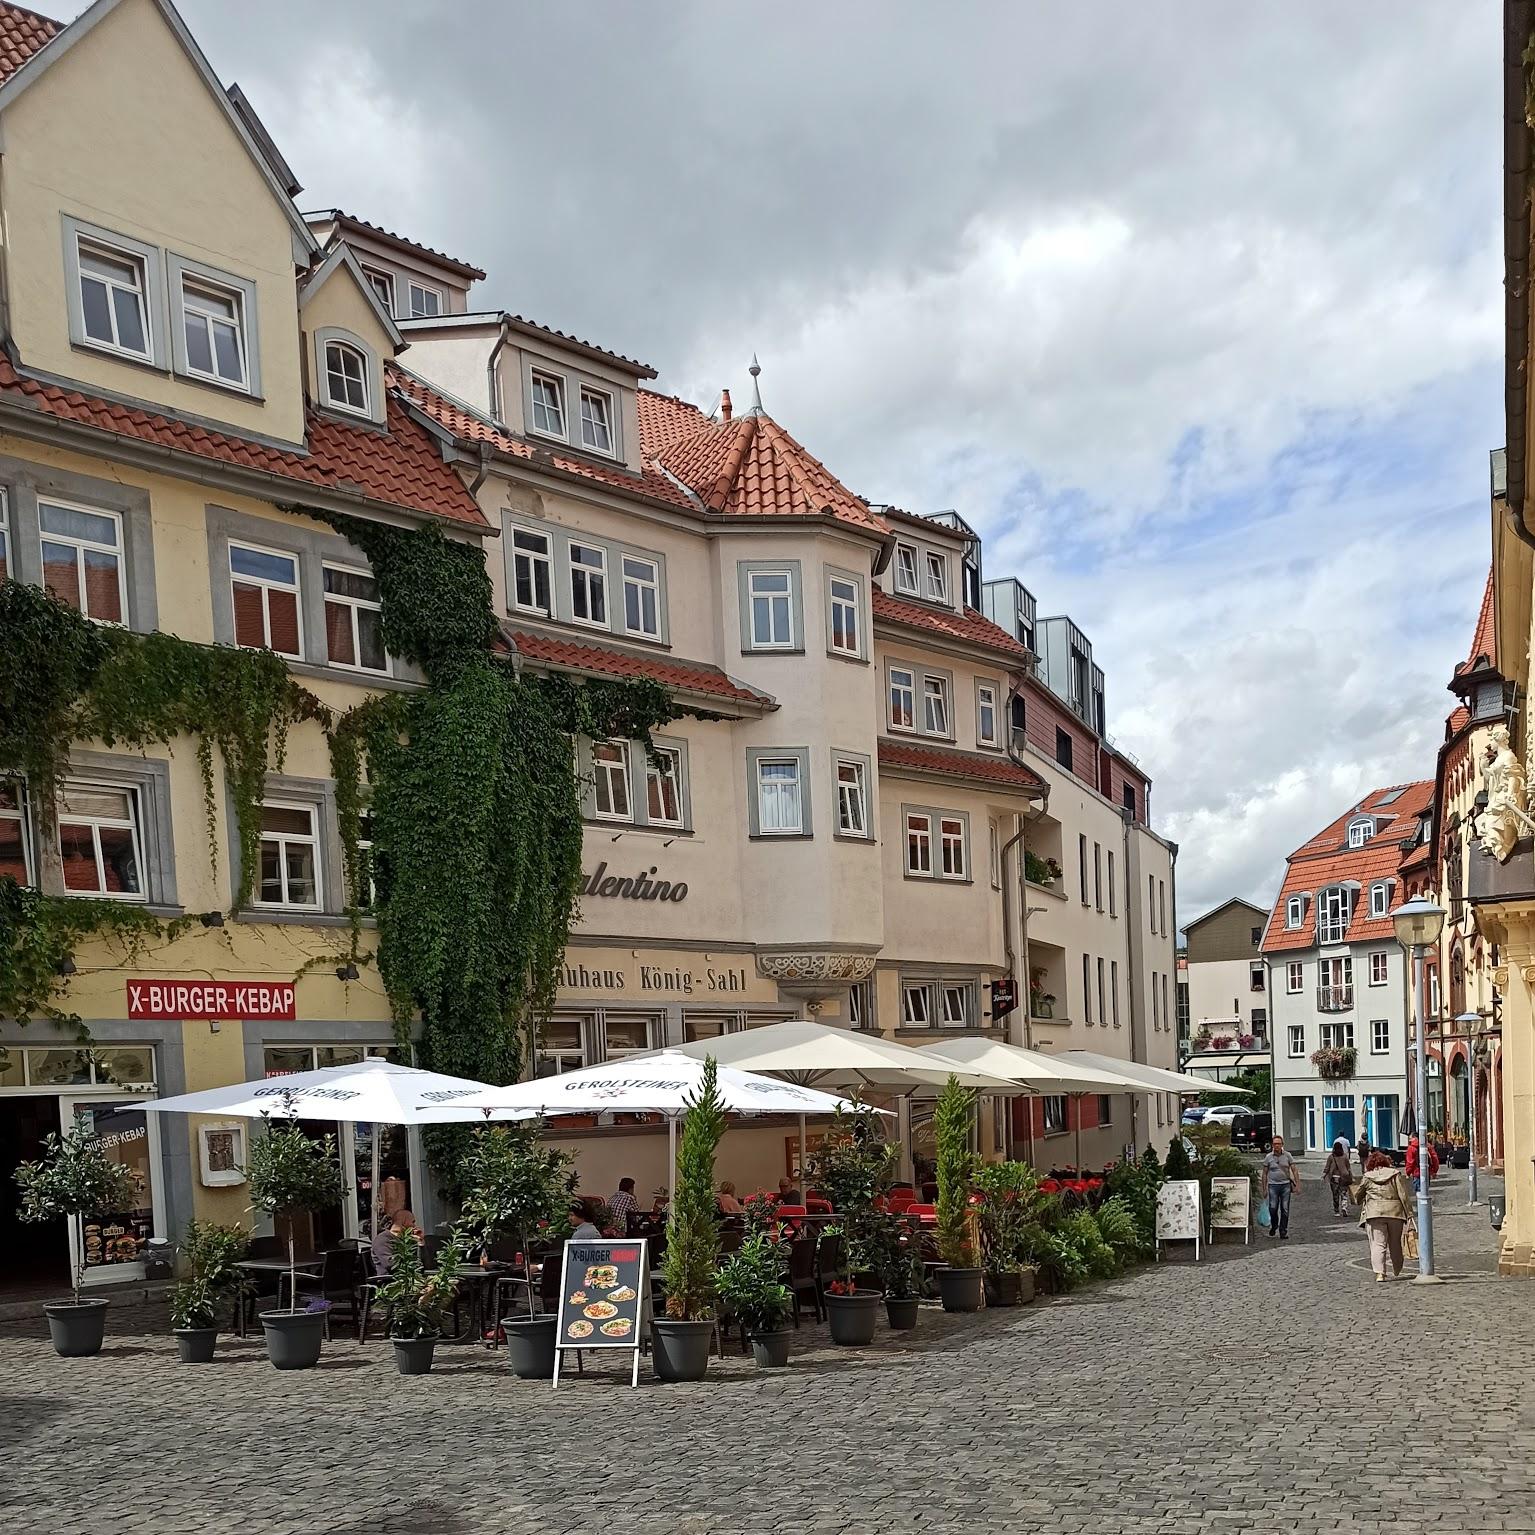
[{"xmin": 581, "ymin": 863, "xmax": 687, "ymax": 903}]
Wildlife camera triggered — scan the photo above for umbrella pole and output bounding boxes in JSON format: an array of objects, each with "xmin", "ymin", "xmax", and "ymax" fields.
[
  {"xmin": 370, "ymin": 1123, "xmax": 381, "ymax": 1238},
  {"xmin": 799, "ymin": 1114, "xmax": 807, "ymax": 1194},
  {"xmin": 668, "ymin": 1116, "xmax": 677, "ymax": 1198},
  {"xmin": 1074, "ymin": 1094, "xmax": 1083, "ymax": 1177}
]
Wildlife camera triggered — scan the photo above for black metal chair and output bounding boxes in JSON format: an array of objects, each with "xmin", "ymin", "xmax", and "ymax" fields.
[
  {"xmin": 787, "ymin": 1237, "xmax": 820, "ymax": 1324},
  {"xmin": 292, "ymin": 1248, "xmax": 365, "ymax": 1339},
  {"xmin": 814, "ymin": 1231, "xmax": 844, "ymax": 1313}
]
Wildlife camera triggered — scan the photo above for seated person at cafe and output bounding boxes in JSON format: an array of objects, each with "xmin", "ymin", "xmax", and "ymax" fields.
[
  {"xmin": 777, "ymin": 1177, "xmax": 804, "ymax": 1205},
  {"xmin": 371, "ymin": 1208, "xmax": 420, "ymax": 1274},
  {"xmin": 717, "ymin": 1180, "xmax": 743, "ymax": 1215},
  {"xmin": 569, "ymin": 1200, "xmax": 603, "ymax": 1242},
  {"xmin": 608, "ymin": 1177, "xmax": 639, "ymax": 1233}
]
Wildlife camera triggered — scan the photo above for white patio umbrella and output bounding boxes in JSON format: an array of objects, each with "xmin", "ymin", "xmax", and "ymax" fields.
[{"xmin": 1056, "ymin": 1049, "xmax": 1253, "ymax": 1097}]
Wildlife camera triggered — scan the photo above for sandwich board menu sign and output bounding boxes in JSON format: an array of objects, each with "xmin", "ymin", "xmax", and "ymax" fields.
[
  {"xmin": 552, "ymin": 1237, "xmax": 648, "ymax": 1388},
  {"xmin": 1155, "ymin": 1179, "xmax": 1202, "ymax": 1261},
  {"xmin": 1211, "ymin": 1176, "xmax": 1251, "ymax": 1242}
]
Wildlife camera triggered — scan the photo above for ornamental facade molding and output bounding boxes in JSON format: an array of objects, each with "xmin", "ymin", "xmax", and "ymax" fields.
[{"xmin": 755, "ymin": 950, "xmax": 878, "ymax": 985}]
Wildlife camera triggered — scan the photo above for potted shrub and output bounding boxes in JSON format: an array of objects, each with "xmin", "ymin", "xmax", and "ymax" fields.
[
  {"xmin": 715, "ymin": 1230, "xmax": 793, "ymax": 1367},
  {"xmin": 810, "ymin": 1103, "xmax": 892, "ymax": 1345},
  {"xmin": 1028, "ymin": 966, "xmax": 1054, "ymax": 1019},
  {"xmin": 456, "ymin": 1122, "xmax": 574, "ymax": 1380},
  {"xmin": 15, "ymin": 1125, "xmax": 137, "ymax": 1357},
  {"xmin": 932, "ymin": 1076, "xmax": 983, "ymax": 1311},
  {"xmin": 168, "ymin": 1220, "xmax": 248, "ymax": 1363},
  {"xmin": 973, "ymin": 1160, "xmax": 1043, "ymax": 1306},
  {"xmin": 245, "ymin": 1116, "xmax": 347, "ymax": 1370},
  {"xmin": 870, "ymin": 1208, "xmax": 925, "ymax": 1329},
  {"xmin": 1210, "ymin": 1034, "xmax": 1233, "ymax": 1050},
  {"xmin": 374, "ymin": 1228, "xmax": 465, "ymax": 1375},
  {"xmin": 654, "ymin": 1057, "xmax": 726, "ymax": 1381}
]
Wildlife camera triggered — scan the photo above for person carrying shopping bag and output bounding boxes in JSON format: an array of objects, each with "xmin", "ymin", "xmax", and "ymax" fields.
[
  {"xmin": 1352, "ymin": 1151, "xmax": 1414, "ymax": 1281},
  {"xmin": 1260, "ymin": 1135, "xmax": 1300, "ymax": 1239},
  {"xmin": 1323, "ymin": 1139, "xmax": 1354, "ymax": 1216}
]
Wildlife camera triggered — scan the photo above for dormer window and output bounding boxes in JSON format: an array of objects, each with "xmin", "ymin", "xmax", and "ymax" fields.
[
  {"xmin": 579, "ymin": 386, "xmax": 614, "ymax": 454},
  {"xmin": 894, "ymin": 542, "xmax": 919, "ymax": 595},
  {"xmin": 408, "ymin": 281, "xmax": 443, "ymax": 319},
  {"xmin": 323, "ymin": 340, "xmax": 370, "ymax": 415},
  {"xmin": 924, "ymin": 551, "xmax": 948, "ymax": 603},
  {"xmin": 530, "ymin": 371, "xmax": 566, "ymax": 437},
  {"xmin": 77, "ymin": 240, "xmax": 151, "ymax": 360},
  {"xmin": 1317, "ymin": 886, "xmax": 1353, "ymax": 945},
  {"xmin": 180, "ymin": 277, "xmax": 247, "ymax": 389},
  {"xmin": 1285, "ymin": 894, "xmax": 1306, "ymax": 930},
  {"xmin": 1369, "ymin": 881, "xmax": 1391, "ymax": 919},
  {"xmin": 1347, "ymin": 817, "xmax": 1375, "ymax": 849},
  {"xmin": 361, "ymin": 265, "xmax": 395, "ymax": 313}
]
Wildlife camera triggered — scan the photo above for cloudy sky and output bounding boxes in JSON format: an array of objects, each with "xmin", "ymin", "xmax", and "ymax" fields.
[{"xmin": 149, "ymin": 1, "xmax": 1504, "ymax": 922}]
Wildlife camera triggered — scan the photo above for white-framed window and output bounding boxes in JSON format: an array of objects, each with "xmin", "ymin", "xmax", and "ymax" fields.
[
  {"xmin": 56, "ymin": 783, "xmax": 143, "ymax": 900},
  {"xmin": 1288, "ymin": 1024, "xmax": 1305, "ymax": 1058},
  {"xmin": 579, "ymin": 386, "xmax": 615, "ymax": 454},
  {"xmin": 889, "ymin": 667, "xmax": 916, "ymax": 731},
  {"xmin": 1148, "ymin": 874, "xmax": 1157, "ymax": 932},
  {"xmin": 1084, "ymin": 953, "xmax": 1094, "ymax": 1023},
  {"xmin": 1371, "ymin": 1018, "xmax": 1390, "ymax": 1054},
  {"xmin": 1097, "ymin": 957, "xmax": 1106, "ymax": 1022},
  {"xmin": 591, "ymin": 741, "xmax": 631, "ymax": 822},
  {"xmin": 1286, "ymin": 960, "xmax": 1303, "ymax": 994},
  {"xmin": 1286, "ymin": 895, "xmax": 1305, "ymax": 929},
  {"xmin": 1347, "ymin": 817, "xmax": 1375, "ymax": 849},
  {"xmin": 644, "ymin": 746, "xmax": 683, "ymax": 827},
  {"xmin": 894, "ymin": 542, "xmax": 919, "ymax": 594},
  {"xmin": 941, "ymin": 984, "xmax": 970, "ymax": 1028},
  {"xmin": 989, "ymin": 821, "xmax": 1000, "ymax": 889},
  {"xmin": 621, "ymin": 555, "xmax": 661, "ymax": 639},
  {"xmin": 256, "ymin": 801, "xmax": 320, "ymax": 910},
  {"xmin": 829, "ymin": 575, "xmax": 861, "ymax": 655},
  {"xmin": 939, "ymin": 816, "xmax": 967, "ymax": 880},
  {"xmin": 361, "ymin": 265, "xmax": 395, "ymax": 312},
  {"xmin": 1369, "ymin": 882, "xmax": 1390, "ymax": 918},
  {"xmin": 923, "ymin": 550, "xmax": 948, "ymax": 602},
  {"xmin": 902, "ymin": 983, "xmax": 931, "ymax": 1028},
  {"xmin": 39, "ymin": 501, "xmax": 125, "ymax": 624},
  {"xmin": 0, "ymin": 778, "xmax": 30, "ymax": 885},
  {"xmin": 747, "ymin": 569, "xmax": 794, "ymax": 649},
  {"xmin": 1107, "ymin": 850, "xmax": 1117, "ymax": 916},
  {"xmin": 835, "ymin": 757, "xmax": 868, "ymax": 838},
  {"xmin": 1250, "ymin": 962, "xmax": 1266, "ymax": 993},
  {"xmin": 322, "ymin": 339, "xmax": 370, "ymax": 415},
  {"xmin": 922, "ymin": 675, "xmax": 950, "ymax": 736},
  {"xmin": 1094, "ymin": 843, "xmax": 1103, "ymax": 909},
  {"xmin": 1317, "ymin": 886, "xmax": 1352, "ymax": 945},
  {"xmin": 1369, "ymin": 952, "xmax": 1389, "ymax": 986},
  {"xmin": 976, "ymin": 682, "xmax": 1000, "ymax": 748},
  {"xmin": 1110, "ymin": 961, "xmax": 1120, "ymax": 1027},
  {"xmin": 755, "ymin": 757, "xmax": 804, "ymax": 835},
  {"xmin": 569, "ymin": 543, "xmax": 608, "ymax": 627},
  {"xmin": 530, "ymin": 371, "xmax": 566, "ymax": 436},
  {"xmin": 511, "ymin": 528, "xmax": 553, "ymax": 616},
  {"xmin": 354, "ymin": 806, "xmax": 377, "ymax": 910},
  {"xmin": 0, "ymin": 495, "xmax": 9, "ymax": 583},
  {"xmin": 408, "ymin": 281, "xmax": 443, "ymax": 319},
  {"xmin": 1159, "ymin": 880, "xmax": 1167, "ymax": 936},
  {"xmin": 1042, "ymin": 1095, "xmax": 1067, "ymax": 1134},
  {"xmin": 601, "ymin": 1015, "xmax": 656, "ymax": 1060},
  {"xmin": 905, "ymin": 812, "xmax": 933, "ymax": 875},
  {"xmin": 180, "ymin": 274, "xmax": 247, "ymax": 389},
  {"xmin": 1320, "ymin": 1020, "xmax": 1355, "ymax": 1050},
  {"xmin": 536, "ymin": 1018, "xmax": 586, "ymax": 1077},
  {"xmin": 323, "ymin": 565, "xmax": 387, "ymax": 674},
  {"xmin": 229, "ymin": 542, "xmax": 302, "ymax": 656},
  {"xmin": 76, "ymin": 238, "xmax": 151, "ymax": 360}
]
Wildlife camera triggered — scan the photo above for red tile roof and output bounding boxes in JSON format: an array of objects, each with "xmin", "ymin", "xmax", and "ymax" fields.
[
  {"xmin": 878, "ymin": 738, "xmax": 1045, "ymax": 795},
  {"xmin": 0, "ymin": 2, "xmax": 57, "ymax": 86},
  {"xmin": 506, "ymin": 625, "xmax": 774, "ymax": 709},
  {"xmin": 0, "ymin": 356, "xmax": 486, "ymax": 528},
  {"xmin": 1262, "ymin": 780, "xmax": 1434, "ymax": 954},
  {"xmin": 652, "ymin": 411, "xmax": 888, "ymax": 534},
  {"xmin": 393, "ymin": 366, "xmax": 693, "ymax": 512},
  {"xmin": 873, "ymin": 588, "xmax": 1031, "ymax": 661},
  {"xmin": 637, "ymin": 389, "xmax": 714, "ymax": 451},
  {"xmin": 1457, "ymin": 566, "xmax": 1496, "ymax": 674},
  {"xmin": 302, "ymin": 208, "xmax": 485, "ymax": 280}
]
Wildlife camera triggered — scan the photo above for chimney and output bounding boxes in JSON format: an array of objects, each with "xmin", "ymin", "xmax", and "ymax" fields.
[{"xmin": 720, "ymin": 388, "xmax": 732, "ymax": 423}]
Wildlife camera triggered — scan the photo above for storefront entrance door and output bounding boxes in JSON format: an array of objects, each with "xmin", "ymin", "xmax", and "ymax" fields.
[{"xmin": 62, "ymin": 1095, "xmax": 165, "ymax": 1286}]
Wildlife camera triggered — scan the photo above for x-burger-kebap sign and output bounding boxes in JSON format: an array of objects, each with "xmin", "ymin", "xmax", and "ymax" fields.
[{"xmin": 125, "ymin": 980, "xmax": 297, "ymax": 1021}]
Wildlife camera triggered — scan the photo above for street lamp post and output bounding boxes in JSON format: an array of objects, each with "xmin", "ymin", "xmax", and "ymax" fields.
[
  {"xmin": 1392, "ymin": 896, "xmax": 1447, "ymax": 1283},
  {"xmin": 1456, "ymin": 1012, "xmax": 1481, "ymax": 1205}
]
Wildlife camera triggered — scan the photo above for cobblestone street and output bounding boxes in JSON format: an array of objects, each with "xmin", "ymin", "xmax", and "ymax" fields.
[{"xmin": 2, "ymin": 1168, "xmax": 1531, "ymax": 1535}]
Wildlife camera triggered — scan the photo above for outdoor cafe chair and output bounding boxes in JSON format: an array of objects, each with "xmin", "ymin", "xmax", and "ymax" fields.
[
  {"xmin": 787, "ymin": 1237, "xmax": 820, "ymax": 1324},
  {"xmin": 814, "ymin": 1231, "xmax": 844, "ymax": 1311},
  {"xmin": 293, "ymin": 1248, "xmax": 366, "ymax": 1340}
]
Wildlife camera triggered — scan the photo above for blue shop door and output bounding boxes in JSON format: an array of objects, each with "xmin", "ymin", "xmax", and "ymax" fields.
[
  {"xmin": 1365, "ymin": 1095, "xmax": 1397, "ymax": 1149},
  {"xmin": 1322, "ymin": 1095, "xmax": 1356, "ymax": 1149}
]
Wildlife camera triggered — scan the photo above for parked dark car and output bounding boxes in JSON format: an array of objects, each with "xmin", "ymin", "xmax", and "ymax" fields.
[{"xmin": 1226, "ymin": 1109, "xmax": 1273, "ymax": 1149}]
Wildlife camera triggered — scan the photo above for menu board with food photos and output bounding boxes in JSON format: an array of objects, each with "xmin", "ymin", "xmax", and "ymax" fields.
[
  {"xmin": 552, "ymin": 1238, "xmax": 648, "ymax": 1388},
  {"xmin": 77, "ymin": 1103, "xmax": 154, "ymax": 1271}
]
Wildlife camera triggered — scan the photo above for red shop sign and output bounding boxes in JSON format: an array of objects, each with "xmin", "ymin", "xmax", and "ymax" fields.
[{"xmin": 125, "ymin": 979, "xmax": 297, "ymax": 1021}]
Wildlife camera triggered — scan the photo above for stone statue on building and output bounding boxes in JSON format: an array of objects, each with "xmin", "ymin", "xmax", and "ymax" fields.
[{"xmin": 1480, "ymin": 726, "xmax": 1535, "ymax": 863}]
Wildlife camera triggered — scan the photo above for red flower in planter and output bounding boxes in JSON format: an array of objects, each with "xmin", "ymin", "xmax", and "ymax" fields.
[{"xmin": 826, "ymin": 1279, "xmax": 858, "ymax": 1296}]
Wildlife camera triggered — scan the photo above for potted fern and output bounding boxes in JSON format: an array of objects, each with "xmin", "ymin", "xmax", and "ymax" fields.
[
  {"xmin": 245, "ymin": 1116, "xmax": 346, "ymax": 1370},
  {"xmin": 457, "ymin": 1122, "xmax": 574, "ymax": 1380},
  {"xmin": 15, "ymin": 1125, "xmax": 137, "ymax": 1357},
  {"xmin": 374, "ymin": 1229, "xmax": 465, "ymax": 1374},
  {"xmin": 168, "ymin": 1220, "xmax": 248, "ymax": 1363},
  {"xmin": 654, "ymin": 1057, "xmax": 725, "ymax": 1381},
  {"xmin": 715, "ymin": 1230, "xmax": 793, "ymax": 1367},
  {"xmin": 932, "ymin": 1076, "xmax": 983, "ymax": 1311}
]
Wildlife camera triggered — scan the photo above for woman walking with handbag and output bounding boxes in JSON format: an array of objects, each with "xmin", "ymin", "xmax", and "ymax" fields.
[
  {"xmin": 1352, "ymin": 1150, "xmax": 1414, "ymax": 1281},
  {"xmin": 1323, "ymin": 1139, "xmax": 1353, "ymax": 1216}
]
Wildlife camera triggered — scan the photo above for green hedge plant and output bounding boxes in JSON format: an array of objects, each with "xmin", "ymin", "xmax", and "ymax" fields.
[
  {"xmin": 662, "ymin": 1057, "xmax": 725, "ymax": 1320},
  {"xmin": 933, "ymin": 1076, "xmax": 978, "ymax": 1270}
]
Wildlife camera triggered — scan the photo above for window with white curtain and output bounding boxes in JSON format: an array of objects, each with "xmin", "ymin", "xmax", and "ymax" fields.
[{"xmin": 755, "ymin": 757, "xmax": 803, "ymax": 834}]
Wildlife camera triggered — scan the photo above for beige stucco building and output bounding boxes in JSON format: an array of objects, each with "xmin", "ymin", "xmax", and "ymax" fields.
[{"xmin": 1177, "ymin": 898, "xmax": 1272, "ymax": 1084}]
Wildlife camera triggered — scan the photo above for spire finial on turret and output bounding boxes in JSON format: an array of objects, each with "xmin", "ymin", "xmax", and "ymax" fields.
[{"xmin": 748, "ymin": 353, "xmax": 763, "ymax": 415}]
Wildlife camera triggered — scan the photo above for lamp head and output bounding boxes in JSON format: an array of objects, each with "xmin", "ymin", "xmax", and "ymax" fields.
[{"xmin": 1390, "ymin": 895, "xmax": 1445, "ymax": 950}]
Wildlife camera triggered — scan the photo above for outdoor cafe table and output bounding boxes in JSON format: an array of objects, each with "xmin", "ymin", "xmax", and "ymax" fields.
[{"xmin": 233, "ymin": 1257, "xmax": 322, "ymax": 1335}]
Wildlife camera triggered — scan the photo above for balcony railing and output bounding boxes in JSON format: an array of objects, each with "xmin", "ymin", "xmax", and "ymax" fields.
[{"xmin": 1317, "ymin": 985, "xmax": 1353, "ymax": 1012}]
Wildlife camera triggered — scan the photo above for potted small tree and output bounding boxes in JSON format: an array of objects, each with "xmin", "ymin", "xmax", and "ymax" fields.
[
  {"xmin": 168, "ymin": 1220, "xmax": 248, "ymax": 1363},
  {"xmin": 15, "ymin": 1125, "xmax": 137, "ymax": 1356},
  {"xmin": 456, "ymin": 1122, "xmax": 574, "ymax": 1380},
  {"xmin": 654, "ymin": 1057, "xmax": 726, "ymax": 1381},
  {"xmin": 244, "ymin": 1116, "xmax": 347, "ymax": 1370},
  {"xmin": 870, "ymin": 1208, "xmax": 925, "ymax": 1329},
  {"xmin": 933, "ymin": 1076, "xmax": 983, "ymax": 1311},
  {"xmin": 715, "ymin": 1230, "xmax": 793, "ymax": 1367},
  {"xmin": 973, "ymin": 1161, "xmax": 1042, "ymax": 1306},
  {"xmin": 810, "ymin": 1102, "xmax": 893, "ymax": 1345},
  {"xmin": 374, "ymin": 1228, "xmax": 465, "ymax": 1374}
]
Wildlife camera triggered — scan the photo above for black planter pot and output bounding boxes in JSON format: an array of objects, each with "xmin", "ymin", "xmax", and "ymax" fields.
[
  {"xmin": 936, "ymin": 1267, "xmax": 985, "ymax": 1313},
  {"xmin": 259, "ymin": 1309, "xmax": 326, "ymax": 1370},
  {"xmin": 824, "ymin": 1289, "xmax": 880, "ymax": 1346},
  {"xmin": 1452, "ymin": 1147, "xmax": 1471, "ymax": 1169},
  {"xmin": 392, "ymin": 1335, "xmax": 438, "ymax": 1375},
  {"xmin": 44, "ymin": 1299, "xmax": 109, "ymax": 1358},
  {"xmin": 173, "ymin": 1327, "xmax": 219, "ymax": 1363},
  {"xmin": 986, "ymin": 1270, "xmax": 1024, "ymax": 1307},
  {"xmin": 502, "ymin": 1315, "xmax": 558, "ymax": 1380},
  {"xmin": 749, "ymin": 1327, "xmax": 792, "ymax": 1368},
  {"xmin": 884, "ymin": 1295, "xmax": 920, "ymax": 1331},
  {"xmin": 651, "ymin": 1318, "xmax": 714, "ymax": 1381}
]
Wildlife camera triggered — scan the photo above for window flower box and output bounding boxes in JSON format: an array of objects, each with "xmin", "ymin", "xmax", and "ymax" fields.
[{"xmin": 1310, "ymin": 1045, "xmax": 1356, "ymax": 1081}]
